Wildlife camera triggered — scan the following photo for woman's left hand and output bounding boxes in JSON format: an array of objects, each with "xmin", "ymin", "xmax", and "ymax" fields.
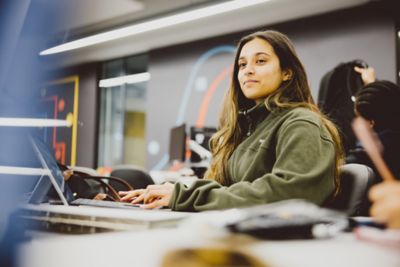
[{"xmin": 119, "ymin": 183, "xmax": 175, "ymax": 209}]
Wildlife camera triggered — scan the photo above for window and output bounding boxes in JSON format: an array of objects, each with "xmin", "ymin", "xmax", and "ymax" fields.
[{"xmin": 98, "ymin": 54, "xmax": 148, "ymax": 168}]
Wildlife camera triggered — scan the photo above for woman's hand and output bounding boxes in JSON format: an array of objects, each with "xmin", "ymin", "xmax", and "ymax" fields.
[
  {"xmin": 354, "ymin": 66, "xmax": 376, "ymax": 85},
  {"xmin": 369, "ymin": 182, "xmax": 400, "ymax": 229},
  {"xmin": 119, "ymin": 183, "xmax": 175, "ymax": 209},
  {"xmin": 119, "ymin": 189, "xmax": 146, "ymax": 203}
]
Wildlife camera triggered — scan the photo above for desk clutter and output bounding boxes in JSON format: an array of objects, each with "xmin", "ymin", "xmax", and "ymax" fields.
[{"xmin": 174, "ymin": 200, "xmax": 349, "ymax": 240}]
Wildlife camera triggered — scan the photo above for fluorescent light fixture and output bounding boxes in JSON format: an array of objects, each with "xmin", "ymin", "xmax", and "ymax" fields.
[
  {"xmin": 0, "ymin": 166, "xmax": 50, "ymax": 176},
  {"xmin": 40, "ymin": 0, "xmax": 272, "ymax": 55},
  {"xmin": 99, "ymin": 72, "xmax": 150, "ymax": 87},
  {"xmin": 0, "ymin": 118, "xmax": 72, "ymax": 127}
]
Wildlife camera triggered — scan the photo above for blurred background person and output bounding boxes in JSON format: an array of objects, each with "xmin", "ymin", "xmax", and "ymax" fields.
[
  {"xmin": 318, "ymin": 60, "xmax": 370, "ymax": 154},
  {"xmin": 346, "ymin": 80, "xmax": 400, "ymax": 182}
]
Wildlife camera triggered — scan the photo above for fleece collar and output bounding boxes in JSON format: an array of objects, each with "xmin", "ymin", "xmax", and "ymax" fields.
[{"xmin": 238, "ymin": 102, "xmax": 269, "ymax": 136}]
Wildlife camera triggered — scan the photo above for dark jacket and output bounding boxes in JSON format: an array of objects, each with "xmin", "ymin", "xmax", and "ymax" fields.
[{"xmin": 346, "ymin": 129, "xmax": 400, "ymax": 182}]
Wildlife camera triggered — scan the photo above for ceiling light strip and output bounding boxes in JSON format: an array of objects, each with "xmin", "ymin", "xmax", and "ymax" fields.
[
  {"xmin": 99, "ymin": 72, "xmax": 150, "ymax": 87},
  {"xmin": 40, "ymin": 0, "xmax": 271, "ymax": 55}
]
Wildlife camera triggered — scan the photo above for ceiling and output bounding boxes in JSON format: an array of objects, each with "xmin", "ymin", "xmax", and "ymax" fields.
[
  {"xmin": 48, "ymin": 0, "xmax": 372, "ymax": 67},
  {"xmin": 56, "ymin": 0, "xmax": 214, "ymax": 38}
]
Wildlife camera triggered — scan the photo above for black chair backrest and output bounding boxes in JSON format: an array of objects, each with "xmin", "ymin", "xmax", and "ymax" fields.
[
  {"xmin": 110, "ymin": 167, "xmax": 154, "ymax": 191},
  {"xmin": 328, "ymin": 163, "xmax": 377, "ymax": 216}
]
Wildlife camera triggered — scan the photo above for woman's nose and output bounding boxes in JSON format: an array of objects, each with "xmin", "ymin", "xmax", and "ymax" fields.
[{"xmin": 244, "ymin": 64, "xmax": 255, "ymax": 75}]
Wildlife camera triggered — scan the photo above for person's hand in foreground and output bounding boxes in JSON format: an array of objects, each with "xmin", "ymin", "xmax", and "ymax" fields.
[
  {"xmin": 119, "ymin": 182, "xmax": 175, "ymax": 209},
  {"xmin": 354, "ymin": 66, "xmax": 376, "ymax": 85},
  {"xmin": 369, "ymin": 181, "xmax": 400, "ymax": 229}
]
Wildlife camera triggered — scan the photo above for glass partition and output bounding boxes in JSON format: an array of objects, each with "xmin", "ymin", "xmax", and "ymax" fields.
[{"xmin": 98, "ymin": 54, "xmax": 148, "ymax": 168}]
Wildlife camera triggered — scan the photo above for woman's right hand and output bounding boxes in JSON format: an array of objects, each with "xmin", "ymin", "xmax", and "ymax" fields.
[
  {"xmin": 119, "ymin": 183, "xmax": 174, "ymax": 209},
  {"xmin": 119, "ymin": 189, "xmax": 146, "ymax": 204}
]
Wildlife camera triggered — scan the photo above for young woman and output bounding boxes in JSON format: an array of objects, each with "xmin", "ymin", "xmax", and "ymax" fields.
[{"xmin": 119, "ymin": 30, "xmax": 344, "ymax": 211}]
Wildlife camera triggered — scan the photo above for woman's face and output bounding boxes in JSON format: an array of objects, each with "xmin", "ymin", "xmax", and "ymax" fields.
[{"xmin": 237, "ymin": 38, "xmax": 290, "ymax": 104}]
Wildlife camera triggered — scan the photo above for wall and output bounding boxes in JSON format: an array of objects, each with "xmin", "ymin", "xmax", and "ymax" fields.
[
  {"xmin": 52, "ymin": 63, "xmax": 100, "ymax": 168},
  {"xmin": 282, "ymin": 6, "xmax": 396, "ymax": 96},
  {"xmin": 76, "ymin": 64, "xmax": 100, "ymax": 168},
  {"xmin": 147, "ymin": 36, "xmax": 236, "ymax": 170},
  {"xmin": 146, "ymin": 3, "xmax": 397, "ymax": 170}
]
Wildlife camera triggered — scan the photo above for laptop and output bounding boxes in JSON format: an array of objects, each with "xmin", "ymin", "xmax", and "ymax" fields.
[{"xmin": 29, "ymin": 136, "xmax": 143, "ymax": 210}]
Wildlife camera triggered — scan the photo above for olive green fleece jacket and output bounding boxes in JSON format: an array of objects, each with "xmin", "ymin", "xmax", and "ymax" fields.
[{"xmin": 169, "ymin": 106, "xmax": 336, "ymax": 211}]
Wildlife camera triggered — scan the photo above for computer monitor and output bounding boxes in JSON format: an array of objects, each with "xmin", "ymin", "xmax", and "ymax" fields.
[{"xmin": 168, "ymin": 124, "xmax": 186, "ymax": 163}]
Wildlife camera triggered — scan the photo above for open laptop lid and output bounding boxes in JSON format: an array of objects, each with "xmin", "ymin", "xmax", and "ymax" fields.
[
  {"xmin": 352, "ymin": 117, "xmax": 396, "ymax": 182},
  {"xmin": 29, "ymin": 136, "xmax": 74, "ymax": 205}
]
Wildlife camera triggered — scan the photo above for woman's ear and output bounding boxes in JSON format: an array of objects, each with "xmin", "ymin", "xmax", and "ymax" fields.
[
  {"xmin": 282, "ymin": 69, "xmax": 293, "ymax": 81},
  {"xmin": 369, "ymin": 120, "xmax": 375, "ymax": 128}
]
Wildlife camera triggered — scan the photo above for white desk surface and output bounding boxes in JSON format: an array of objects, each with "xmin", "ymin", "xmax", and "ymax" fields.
[
  {"xmin": 18, "ymin": 226, "xmax": 400, "ymax": 267},
  {"xmin": 19, "ymin": 203, "xmax": 191, "ymax": 231},
  {"xmin": 21, "ymin": 203, "xmax": 189, "ymax": 221}
]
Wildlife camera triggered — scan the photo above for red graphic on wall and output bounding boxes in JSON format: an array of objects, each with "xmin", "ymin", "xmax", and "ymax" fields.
[{"xmin": 40, "ymin": 76, "xmax": 79, "ymax": 166}]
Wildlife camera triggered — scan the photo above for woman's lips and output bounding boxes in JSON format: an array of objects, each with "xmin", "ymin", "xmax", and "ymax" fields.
[{"xmin": 244, "ymin": 80, "xmax": 258, "ymax": 85}]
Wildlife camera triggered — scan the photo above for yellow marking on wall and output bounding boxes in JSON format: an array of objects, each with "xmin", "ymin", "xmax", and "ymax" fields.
[{"xmin": 46, "ymin": 75, "xmax": 79, "ymax": 166}]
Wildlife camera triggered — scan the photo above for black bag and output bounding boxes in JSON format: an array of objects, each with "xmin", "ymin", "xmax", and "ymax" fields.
[{"xmin": 57, "ymin": 163, "xmax": 133, "ymax": 201}]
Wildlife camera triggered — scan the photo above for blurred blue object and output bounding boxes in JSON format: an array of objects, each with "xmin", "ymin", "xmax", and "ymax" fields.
[{"xmin": 0, "ymin": 0, "xmax": 74, "ymax": 265}]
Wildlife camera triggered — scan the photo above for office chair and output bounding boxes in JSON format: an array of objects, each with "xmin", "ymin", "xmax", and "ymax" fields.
[
  {"xmin": 328, "ymin": 163, "xmax": 377, "ymax": 216},
  {"xmin": 109, "ymin": 165, "xmax": 154, "ymax": 191}
]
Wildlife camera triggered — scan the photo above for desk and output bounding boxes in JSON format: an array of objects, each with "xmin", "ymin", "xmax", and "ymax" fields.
[
  {"xmin": 18, "ymin": 226, "xmax": 400, "ymax": 267},
  {"xmin": 18, "ymin": 204, "xmax": 190, "ymax": 232},
  {"xmin": 16, "ymin": 202, "xmax": 400, "ymax": 267}
]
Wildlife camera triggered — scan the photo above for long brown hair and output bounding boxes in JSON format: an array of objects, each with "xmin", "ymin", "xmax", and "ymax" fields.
[{"xmin": 204, "ymin": 30, "xmax": 344, "ymax": 196}]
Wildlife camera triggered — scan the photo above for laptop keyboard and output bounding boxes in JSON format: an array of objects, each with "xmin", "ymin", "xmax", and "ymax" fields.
[{"xmin": 71, "ymin": 198, "xmax": 142, "ymax": 209}]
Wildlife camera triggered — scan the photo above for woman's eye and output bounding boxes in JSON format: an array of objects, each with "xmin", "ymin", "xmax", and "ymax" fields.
[
  {"xmin": 238, "ymin": 62, "xmax": 246, "ymax": 68},
  {"xmin": 257, "ymin": 59, "xmax": 266, "ymax": 64}
]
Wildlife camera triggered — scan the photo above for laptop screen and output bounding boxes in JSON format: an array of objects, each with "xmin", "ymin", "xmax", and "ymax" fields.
[{"xmin": 30, "ymin": 136, "xmax": 74, "ymax": 205}]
